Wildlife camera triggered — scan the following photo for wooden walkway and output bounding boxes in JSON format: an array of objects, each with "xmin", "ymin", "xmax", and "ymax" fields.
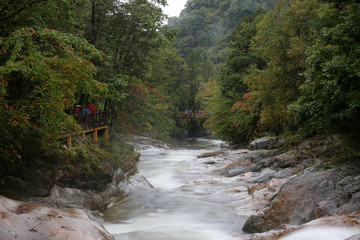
[
  {"xmin": 62, "ymin": 111, "xmax": 110, "ymax": 147},
  {"xmin": 176, "ymin": 112, "xmax": 211, "ymax": 120},
  {"xmin": 62, "ymin": 110, "xmax": 210, "ymax": 147},
  {"xmin": 73, "ymin": 110, "xmax": 110, "ymax": 129}
]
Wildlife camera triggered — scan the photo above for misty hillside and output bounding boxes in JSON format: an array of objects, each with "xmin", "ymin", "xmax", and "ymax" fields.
[{"xmin": 168, "ymin": 0, "xmax": 274, "ymax": 64}]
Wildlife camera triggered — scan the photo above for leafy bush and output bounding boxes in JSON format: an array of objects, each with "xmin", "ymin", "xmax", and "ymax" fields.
[{"xmin": 295, "ymin": 3, "xmax": 360, "ymax": 145}]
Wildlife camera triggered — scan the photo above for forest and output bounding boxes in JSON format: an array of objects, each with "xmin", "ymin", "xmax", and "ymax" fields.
[
  {"xmin": 1, "ymin": 0, "xmax": 360, "ymax": 197},
  {"xmin": 170, "ymin": 0, "xmax": 360, "ymax": 148}
]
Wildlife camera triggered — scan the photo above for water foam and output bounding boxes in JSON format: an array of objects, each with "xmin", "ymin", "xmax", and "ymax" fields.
[{"xmin": 280, "ymin": 226, "xmax": 360, "ymax": 240}]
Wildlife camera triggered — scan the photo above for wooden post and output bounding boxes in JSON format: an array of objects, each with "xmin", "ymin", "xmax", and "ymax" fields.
[
  {"xmin": 104, "ymin": 126, "xmax": 109, "ymax": 144},
  {"xmin": 67, "ymin": 136, "xmax": 72, "ymax": 148},
  {"xmin": 93, "ymin": 129, "xmax": 98, "ymax": 142}
]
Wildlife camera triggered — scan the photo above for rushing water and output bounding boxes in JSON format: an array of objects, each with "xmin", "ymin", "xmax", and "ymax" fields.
[
  {"xmin": 103, "ymin": 137, "xmax": 360, "ymax": 240},
  {"xmin": 104, "ymin": 138, "xmax": 252, "ymax": 240}
]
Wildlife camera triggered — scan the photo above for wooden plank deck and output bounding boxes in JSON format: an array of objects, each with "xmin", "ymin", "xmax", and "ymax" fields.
[
  {"xmin": 61, "ymin": 110, "xmax": 111, "ymax": 147},
  {"xmin": 176, "ymin": 112, "xmax": 211, "ymax": 119}
]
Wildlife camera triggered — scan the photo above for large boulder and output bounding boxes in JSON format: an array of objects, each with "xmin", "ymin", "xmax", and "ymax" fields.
[
  {"xmin": 242, "ymin": 168, "xmax": 348, "ymax": 233},
  {"xmin": 37, "ymin": 185, "xmax": 113, "ymax": 211},
  {"xmin": 218, "ymin": 150, "xmax": 277, "ymax": 177},
  {"xmin": 247, "ymin": 213, "xmax": 360, "ymax": 240},
  {"xmin": 245, "ymin": 168, "xmax": 279, "ymax": 183},
  {"xmin": 0, "ymin": 195, "xmax": 114, "ymax": 240},
  {"xmin": 197, "ymin": 150, "xmax": 222, "ymax": 158},
  {"xmin": 313, "ymin": 175, "xmax": 360, "ymax": 218},
  {"xmin": 34, "ymin": 165, "xmax": 131, "ymax": 211},
  {"xmin": 249, "ymin": 137, "xmax": 285, "ymax": 150}
]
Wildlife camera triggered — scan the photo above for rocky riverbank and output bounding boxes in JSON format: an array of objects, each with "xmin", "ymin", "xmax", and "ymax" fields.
[
  {"xmin": 198, "ymin": 135, "xmax": 360, "ymax": 239},
  {"xmin": 0, "ymin": 139, "xmax": 141, "ymax": 240},
  {"xmin": 2, "ymin": 135, "xmax": 359, "ymax": 239},
  {"xmin": 0, "ymin": 195, "xmax": 114, "ymax": 240}
]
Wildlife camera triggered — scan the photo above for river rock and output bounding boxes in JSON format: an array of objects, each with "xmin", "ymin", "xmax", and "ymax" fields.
[
  {"xmin": 335, "ymin": 191, "xmax": 360, "ymax": 215},
  {"xmin": 218, "ymin": 150, "xmax": 277, "ymax": 177},
  {"xmin": 0, "ymin": 195, "xmax": 114, "ymax": 240},
  {"xmin": 245, "ymin": 168, "xmax": 278, "ymax": 183},
  {"xmin": 251, "ymin": 178, "xmax": 288, "ymax": 198},
  {"xmin": 312, "ymin": 175, "xmax": 360, "ymax": 218},
  {"xmin": 226, "ymin": 164, "xmax": 259, "ymax": 177},
  {"xmin": 113, "ymin": 168, "xmax": 126, "ymax": 184},
  {"xmin": 272, "ymin": 150, "xmax": 301, "ymax": 168},
  {"xmin": 197, "ymin": 150, "xmax": 222, "ymax": 158},
  {"xmin": 242, "ymin": 169, "xmax": 348, "ymax": 233},
  {"xmin": 248, "ymin": 213, "xmax": 360, "ymax": 240},
  {"xmin": 242, "ymin": 167, "xmax": 294, "ymax": 184},
  {"xmin": 38, "ymin": 185, "xmax": 107, "ymax": 211},
  {"xmin": 202, "ymin": 160, "xmax": 217, "ymax": 165},
  {"xmin": 249, "ymin": 137, "xmax": 285, "ymax": 150}
]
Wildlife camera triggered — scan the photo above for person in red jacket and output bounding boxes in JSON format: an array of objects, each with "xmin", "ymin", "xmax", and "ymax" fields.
[{"xmin": 85, "ymin": 103, "xmax": 98, "ymax": 114}]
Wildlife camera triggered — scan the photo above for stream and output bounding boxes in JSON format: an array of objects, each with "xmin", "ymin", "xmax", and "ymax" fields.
[
  {"xmin": 103, "ymin": 137, "xmax": 360, "ymax": 240},
  {"xmin": 103, "ymin": 138, "xmax": 253, "ymax": 240}
]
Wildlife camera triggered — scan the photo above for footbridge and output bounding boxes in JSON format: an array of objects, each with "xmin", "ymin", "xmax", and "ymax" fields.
[{"xmin": 176, "ymin": 112, "xmax": 211, "ymax": 120}]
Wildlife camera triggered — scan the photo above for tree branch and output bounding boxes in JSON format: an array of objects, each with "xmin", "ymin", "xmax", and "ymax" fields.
[{"xmin": 0, "ymin": 0, "xmax": 48, "ymax": 21}]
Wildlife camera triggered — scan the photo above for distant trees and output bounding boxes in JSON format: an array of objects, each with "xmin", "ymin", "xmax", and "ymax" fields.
[
  {"xmin": 205, "ymin": 9, "xmax": 265, "ymax": 143},
  {"xmin": 208, "ymin": 0, "xmax": 320, "ymax": 143},
  {"xmin": 169, "ymin": 0, "xmax": 276, "ymax": 138},
  {"xmin": 207, "ymin": 0, "xmax": 360, "ymax": 147},
  {"xmin": 170, "ymin": 0, "xmax": 274, "ymax": 63},
  {"xmin": 249, "ymin": 0, "xmax": 320, "ymax": 134}
]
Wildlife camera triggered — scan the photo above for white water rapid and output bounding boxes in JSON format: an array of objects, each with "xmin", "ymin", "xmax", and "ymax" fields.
[{"xmin": 103, "ymin": 138, "xmax": 360, "ymax": 240}]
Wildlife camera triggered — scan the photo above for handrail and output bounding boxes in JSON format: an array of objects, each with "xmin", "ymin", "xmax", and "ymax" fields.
[
  {"xmin": 176, "ymin": 112, "xmax": 211, "ymax": 119},
  {"xmin": 73, "ymin": 110, "xmax": 110, "ymax": 129}
]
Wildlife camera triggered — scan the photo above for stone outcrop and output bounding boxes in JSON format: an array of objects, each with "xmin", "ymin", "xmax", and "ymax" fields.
[
  {"xmin": 209, "ymin": 135, "xmax": 360, "ymax": 235},
  {"xmin": 313, "ymin": 175, "xmax": 360, "ymax": 218},
  {"xmin": 0, "ymin": 196, "xmax": 114, "ymax": 240},
  {"xmin": 238, "ymin": 136, "xmax": 360, "ymax": 234},
  {"xmin": 13, "ymin": 141, "xmax": 142, "ymax": 239},
  {"xmin": 217, "ymin": 149, "xmax": 277, "ymax": 177},
  {"xmin": 0, "ymin": 143, "xmax": 141, "ymax": 239},
  {"xmin": 247, "ymin": 213, "xmax": 360, "ymax": 240},
  {"xmin": 242, "ymin": 169, "xmax": 348, "ymax": 233},
  {"xmin": 249, "ymin": 137, "xmax": 285, "ymax": 150},
  {"xmin": 55, "ymin": 149, "xmax": 140, "ymax": 193},
  {"xmin": 197, "ymin": 150, "xmax": 222, "ymax": 158},
  {"xmin": 33, "ymin": 162, "xmax": 136, "ymax": 212}
]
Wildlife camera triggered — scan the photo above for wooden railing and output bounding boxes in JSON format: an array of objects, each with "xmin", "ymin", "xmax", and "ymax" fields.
[
  {"xmin": 61, "ymin": 110, "xmax": 111, "ymax": 148},
  {"xmin": 73, "ymin": 110, "xmax": 110, "ymax": 129},
  {"xmin": 176, "ymin": 112, "xmax": 211, "ymax": 119}
]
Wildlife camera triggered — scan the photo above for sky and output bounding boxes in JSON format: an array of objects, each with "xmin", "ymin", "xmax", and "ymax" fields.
[{"xmin": 162, "ymin": 0, "xmax": 188, "ymax": 17}]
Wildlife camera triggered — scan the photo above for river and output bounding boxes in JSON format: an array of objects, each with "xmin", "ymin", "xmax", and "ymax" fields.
[
  {"xmin": 103, "ymin": 137, "xmax": 360, "ymax": 240},
  {"xmin": 103, "ymin": 138, "xmax": 254, "ymax": 240}
]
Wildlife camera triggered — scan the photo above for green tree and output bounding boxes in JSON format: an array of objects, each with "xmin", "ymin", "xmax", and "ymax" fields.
[
  {"xmin": 250, "ymin": 0, "xmax": 320, "ymax": 134},
  {"xmin": 171, "ymin": 0, "xmax": 273, "ymax": 63},
  {"xmin": 0, "ymin": 27, "xmax": 108, "ymax": 194},
  {"xmin": 0, "ymin": 27, "xmax": 107, "ymax": 133},
  {"xmin": 78, "ymin": 0, "xmax": 178, "ymax": 139},
  {"xmin": 102, "ymin": 1, "xmax": 171, "ymax": 77},
  {"xmin": 295, "ymin": 2, "xmax": 360, "ymax": 144},
  {"xmin": 0, "ymin": 0, "xmax": 89, "ymax": 37},
  {"xmin": 206, "ymin": 10, "xmax": 265, "ymax": 144},
  {"xmin": 117, "ymin": 47, "xmax": 186, "ymax": 139},
  {"xmin": 185, "ymin": 50, "xmax": 202, "ymax": 109}
]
